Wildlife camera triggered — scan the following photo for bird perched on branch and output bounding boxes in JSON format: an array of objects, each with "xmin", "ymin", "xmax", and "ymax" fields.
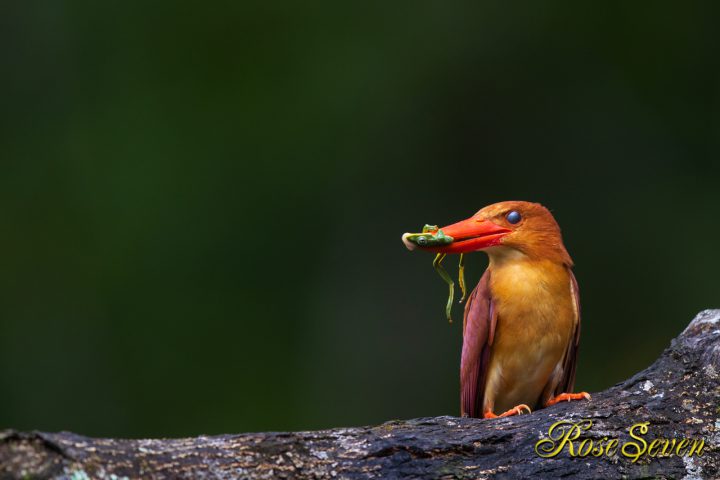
[{"xmin": 402, "ymin": 201, "xmax": 590, "ymax": 418}]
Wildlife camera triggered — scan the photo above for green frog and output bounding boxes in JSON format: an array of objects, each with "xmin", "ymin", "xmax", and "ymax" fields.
[
  {"xmin": 402, "ymin": 224, "xmax": 463, "ymax": 323},
  {"xmin": 402, "ymin": 224, "xmax": 467, "ymax": 323}
]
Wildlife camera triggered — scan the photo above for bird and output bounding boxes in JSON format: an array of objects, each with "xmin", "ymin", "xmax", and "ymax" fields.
[{"xmin": 402, "ymin": 201, "xmax": 590, "ymax": 418}]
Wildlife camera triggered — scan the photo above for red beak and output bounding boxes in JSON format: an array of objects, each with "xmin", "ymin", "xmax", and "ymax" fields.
[{"xmin": 403, "ymin": 216, "xmax": 512, "ymax": 254}]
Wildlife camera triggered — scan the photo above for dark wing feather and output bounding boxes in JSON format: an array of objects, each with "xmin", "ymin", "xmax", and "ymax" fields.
[
  {"xmin": 555, "ymin": 268, "xmax": 581, "ymax": 395},
  {"xmin": 460, "ymin": 269, "xmax": 497, "ymax": 418}
]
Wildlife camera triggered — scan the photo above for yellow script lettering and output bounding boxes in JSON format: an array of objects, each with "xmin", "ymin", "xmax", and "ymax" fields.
[{"xmin": 622, "ymin": 422, "xmax": 649, "ymax": 463}]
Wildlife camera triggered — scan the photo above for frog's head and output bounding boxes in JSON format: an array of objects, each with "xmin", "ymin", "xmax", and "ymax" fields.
[{"xmin": 402, "ymin": 225, "xmax": 454, "ymax": 249}]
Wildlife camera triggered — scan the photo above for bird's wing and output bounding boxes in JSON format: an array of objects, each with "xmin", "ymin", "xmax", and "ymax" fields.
[
  {"xmin": 555, "ymin": 268, "xmax": 581, "ymax": 395},
  {"xmin": 460, "ymin": 269, "xmax": 497, "ymax": 418}
]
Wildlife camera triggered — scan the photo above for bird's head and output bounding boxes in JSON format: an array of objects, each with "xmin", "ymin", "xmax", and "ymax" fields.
[{"xmin": 402, "ymin": 201, "xmax": 572, "ymax": 266}]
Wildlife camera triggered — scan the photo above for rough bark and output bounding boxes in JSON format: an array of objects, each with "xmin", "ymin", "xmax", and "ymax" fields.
[{"xmin": 2, "ymin": 310, "xmax": 720, "ymax": 480}]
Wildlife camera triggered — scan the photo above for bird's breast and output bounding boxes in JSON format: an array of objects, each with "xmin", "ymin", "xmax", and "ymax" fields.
[{"xmin": 485, "ymin": 258, "xmax": 576, "ymax": 411}]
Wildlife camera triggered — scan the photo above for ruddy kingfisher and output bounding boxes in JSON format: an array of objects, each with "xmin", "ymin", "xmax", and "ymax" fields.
[{"xmin": 402, "ymin": 201, "xmax": 590, "ymax": 418}]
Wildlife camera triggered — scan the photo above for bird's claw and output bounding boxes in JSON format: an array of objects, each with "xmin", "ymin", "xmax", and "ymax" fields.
[
  {"xmin": 507, "ymin": 404, "xmax": 532, "ymax": 416},
  {"xmin": 484, "ymin": 404, "xmax": 532, "ymax": 418},
  {"xmin": 546, "ymin": 391, "xmax": 591, "ymax": 407}
]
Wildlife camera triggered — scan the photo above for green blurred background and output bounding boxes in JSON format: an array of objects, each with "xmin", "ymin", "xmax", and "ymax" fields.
[{"xmin": 1, "ymin": 3, "xmax": 719, "ymax": 438}]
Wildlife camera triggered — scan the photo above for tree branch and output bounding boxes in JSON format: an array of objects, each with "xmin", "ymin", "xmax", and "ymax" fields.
[{"xmin": 3, "ymin": 310, "xmax": 720, "ymax": 479}]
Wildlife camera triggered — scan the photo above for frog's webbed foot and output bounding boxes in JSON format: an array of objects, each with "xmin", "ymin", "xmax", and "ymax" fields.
[{"xmin": 433, "ymin": 253, "xmax": 454, "ymax": 323}]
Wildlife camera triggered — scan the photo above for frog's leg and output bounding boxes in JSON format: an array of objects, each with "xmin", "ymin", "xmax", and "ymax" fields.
[
  {"xmin": 433, "ymin": 253, "xmax": 454, "ymax": 323},
  {"xmin": 458, "ymin": 253, "xmax": 467, "ymax": 304}
]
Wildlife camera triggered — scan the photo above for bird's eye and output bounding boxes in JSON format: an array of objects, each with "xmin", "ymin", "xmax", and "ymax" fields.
[
  {"xmin": 417, "ymin": 236, "xmax": 428, "ymax": 245},
  {"xmin": 506, "ymin": 211, "xmax": 521, "ymax": 224}
]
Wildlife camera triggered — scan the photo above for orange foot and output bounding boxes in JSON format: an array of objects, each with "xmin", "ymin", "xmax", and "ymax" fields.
[
  {"xmin": 483, "ymin": 404, "xmax": 532, "ymax": 418},
  {"xmin": 546, "ymin": 392, "xmax": 591, "ymax": 407}
]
